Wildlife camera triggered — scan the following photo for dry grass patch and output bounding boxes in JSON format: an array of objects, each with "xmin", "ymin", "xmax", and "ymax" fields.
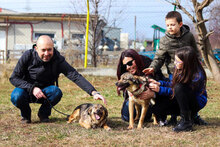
[{"xmin": 0, "ymin": 75, "xmax": 219, "ymax": 146}]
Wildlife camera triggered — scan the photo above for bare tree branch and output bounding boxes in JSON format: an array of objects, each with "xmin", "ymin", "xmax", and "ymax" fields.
[
  {"xmin": 205, "ymin": 30, "xmax": 214, "ymax": 39},
  {"xmin": 198, "ymin": 0, "xmax": 214, "ymax": 11},
  {"xmin": 197, "ymin": 19, "xmax": 208, "ymax": 25},
  {"xmin": 174, "ymin": 0, "xmax": 196, "ymax": 23}
]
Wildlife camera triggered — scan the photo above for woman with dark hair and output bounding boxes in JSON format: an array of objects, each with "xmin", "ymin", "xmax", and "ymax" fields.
[
  {"xmin": 149, "ymin": 46, "xmax": 207, "ymax": 132},
  {"xmin": 117, "ymin": 49, "xmax": 165, "ymax": 122}
]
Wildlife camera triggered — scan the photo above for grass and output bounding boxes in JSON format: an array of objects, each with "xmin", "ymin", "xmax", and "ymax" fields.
[{"xmin": 0, "ymin": 74, "xmax": 219, "ymax": 146}]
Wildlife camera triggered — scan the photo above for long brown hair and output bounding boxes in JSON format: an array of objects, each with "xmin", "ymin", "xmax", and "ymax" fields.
[
  {"xmin": 116, "ymin": 49, "xmax": 145, "ymax": 80},
  {"xmin": 172, "ymin": 46, "xmax": 207, "ymax": 96}
]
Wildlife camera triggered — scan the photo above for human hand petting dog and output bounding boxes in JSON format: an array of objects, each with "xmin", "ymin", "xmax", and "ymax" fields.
[
  {"xmin": 149, "ymin": 82, "xmax": 160, "ymax": 92},
  {"xmin": 148, "ymin": 79, "xmax": 160, "ymax": 86},
  {"xmin": 138, "ymin": 88, "xmax": 155, "ymax": 100},
  {"xmin": 92, "ymin": 91, "xmax": 107, "ymax": 105},
  {"xmin": 33, "ymin": 87, "xmax": 47, "ymax": 99},
  {"xmin": 128, "ymin": 89, "xmax": 155, "ymax": 100}
]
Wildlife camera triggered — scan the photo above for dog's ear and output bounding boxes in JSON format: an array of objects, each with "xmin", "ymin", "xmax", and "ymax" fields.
[
  {"xmin": 133, "ymin": 75, "xmax": 140, "ymax": 84},
  {"xmin": 87, "ymin": 107, "xmax": 93, "ymax": 115}
]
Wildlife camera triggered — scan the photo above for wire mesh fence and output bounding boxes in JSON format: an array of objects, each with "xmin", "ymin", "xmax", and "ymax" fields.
[{"xmin": 0, "ymin": 0, "xmax": 219, "ymax": 67}]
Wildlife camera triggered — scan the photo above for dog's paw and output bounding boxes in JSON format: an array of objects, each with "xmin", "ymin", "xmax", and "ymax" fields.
[
  {"xmin": 127, "ymin": 125, "xmax": 134, "ymax": 130},
  {"xmin": 137, "ymin": 124, "xmax": 143, "ymax": 129},
  {"xmin": 105, "ymin": 127, "xmax": 112, "ymax": 131}
]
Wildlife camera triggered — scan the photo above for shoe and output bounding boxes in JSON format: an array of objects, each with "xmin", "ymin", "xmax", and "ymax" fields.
[
  {"xmin": 193, "ymin": 115, "xmax": 208, "ymax": 125},
  {"xmin": 173, "ymin": 111, "xmax": 192, "ymax": 132},
  {"xmin": 173, "ymin": 120, "xmax": 192, "ymax": 132},
  {"xmin": 159, "ymin": 120, "xmax": 168, "ymax": 127},
  {"xmin": 38, "ymin": 114, "xmax": 50, "ymax": 123},
  {"xmin": 21, "ymin": 117, "xmax": 31, "ymax": 124}
]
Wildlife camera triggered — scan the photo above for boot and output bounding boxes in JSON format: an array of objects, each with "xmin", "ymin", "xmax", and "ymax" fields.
[
  {"xmin": 173, "ymin": 111, "xmax": 192, "ymax": 132},
  {"xmin": 192, "ymin": 113, "xmax": 208, "ymax": 125}
]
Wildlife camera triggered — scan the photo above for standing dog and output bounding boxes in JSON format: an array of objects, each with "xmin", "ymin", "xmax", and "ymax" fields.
[
  {"xmin": 67, "ymin": 103, "xmax": 111, "ymax": 131},
  {"xmin": 116, "ymin": 72, "xmax": 156, "ymax": 129}
]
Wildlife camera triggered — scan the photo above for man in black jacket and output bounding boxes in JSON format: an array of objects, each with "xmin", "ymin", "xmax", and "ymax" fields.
[{"xmin": 10, "ymin": 35, "xmax": 106, "ymax": 123}]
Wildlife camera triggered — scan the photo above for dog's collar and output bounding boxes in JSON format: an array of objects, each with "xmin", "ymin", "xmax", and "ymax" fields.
[{"xmin": 131, "ymin": 83, "xmax": 145, "ymax": 96}]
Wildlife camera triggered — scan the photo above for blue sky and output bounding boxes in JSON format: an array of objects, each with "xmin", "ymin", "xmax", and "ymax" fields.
[{"xmin": 0, "ymin": 0, "xmax": 199, "ymax": 40}]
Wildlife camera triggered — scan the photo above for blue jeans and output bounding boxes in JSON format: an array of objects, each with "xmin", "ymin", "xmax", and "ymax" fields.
[{"xmin": 11, "ymin": 86, "xmax": 62, "ymax": 119}]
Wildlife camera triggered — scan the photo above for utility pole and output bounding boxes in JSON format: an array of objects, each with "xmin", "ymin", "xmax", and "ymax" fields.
[{"xmin": 134, "ymin": 16, "xmax": 136, "ymax": 50}]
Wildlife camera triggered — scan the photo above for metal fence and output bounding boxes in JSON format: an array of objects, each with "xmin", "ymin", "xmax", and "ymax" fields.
[{"xmin": 1, "ymin": 1, "xmax": 219, "ymax": 67}]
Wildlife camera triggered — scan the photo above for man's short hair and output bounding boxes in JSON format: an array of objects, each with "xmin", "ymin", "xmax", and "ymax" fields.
[{"xmin": 165, "ymin": 11, "xmax": 182, "ymax": 23}]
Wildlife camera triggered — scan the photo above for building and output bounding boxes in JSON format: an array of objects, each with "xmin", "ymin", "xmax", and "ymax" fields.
[{"xmin": 0, "ymin": 8, "xmax": 98, "ymax": 62}]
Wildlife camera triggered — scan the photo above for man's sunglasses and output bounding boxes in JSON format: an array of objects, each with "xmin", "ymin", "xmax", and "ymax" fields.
[{"xmin": 123, "ymin": 60, "xmax": 134, "ymax": 67}]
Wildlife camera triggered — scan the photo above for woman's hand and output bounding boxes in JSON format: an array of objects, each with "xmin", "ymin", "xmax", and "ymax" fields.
[
  {"xmin": 138, "ymin": 88, "xmax": 155, "ymax": 100},
  {"xmin": 149, "ymin": 83, "xmax": 160, "ymax": 92},
  {"xmin": 148, "ymin": 78, "xmax": 160, "ymax": 86}
]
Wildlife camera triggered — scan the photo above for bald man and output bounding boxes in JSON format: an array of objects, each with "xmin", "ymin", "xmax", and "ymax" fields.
[{"xmin": 10, "ymin": 35, "xmax": 106, "ymax": 123}]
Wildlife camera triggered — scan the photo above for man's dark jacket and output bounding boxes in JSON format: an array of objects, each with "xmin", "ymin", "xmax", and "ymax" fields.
[{"xmin": 10, "ymin": 47, "xmax": 96, "ymax": 96}]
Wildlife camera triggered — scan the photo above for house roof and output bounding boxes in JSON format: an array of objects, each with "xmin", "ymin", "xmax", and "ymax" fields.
[
  {"xmin": 0, "ymin": 8, "xmax": 94, "ymax": 22},
  {"xmin": 0, "ymin": 8, "xmax": 17, "ymax": 14},
  {"xmin": 0, "ymin": 13, "xmax": 91, "ymax": 21}
]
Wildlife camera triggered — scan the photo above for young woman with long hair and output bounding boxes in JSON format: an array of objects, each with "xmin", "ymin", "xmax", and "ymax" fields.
[{"xmin": 149, "ymin": 46, "xmax": 207, "ymax": 132}]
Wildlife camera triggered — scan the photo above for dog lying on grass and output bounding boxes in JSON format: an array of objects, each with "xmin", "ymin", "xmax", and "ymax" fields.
[
  {"xmin": 67, "ymin": 103, "xmax": 111, "ymax": 131},
  {"xmin": 116, "ymin": 72, "xmax": 157, "ymax": 129}
]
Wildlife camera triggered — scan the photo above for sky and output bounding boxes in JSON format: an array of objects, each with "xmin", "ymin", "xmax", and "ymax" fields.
[{"xmin": 0, "ymin": 0, "xmax": 210, "ymax": 40}]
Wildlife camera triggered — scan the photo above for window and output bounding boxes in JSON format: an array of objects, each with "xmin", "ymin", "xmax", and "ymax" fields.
[
  {"xmin": 34, "ymin": 33, "xmax": 55, "ymax": 41},
  {"xmin": 72, "ymin": 34, "xmax": 84, "ymax": 40}
]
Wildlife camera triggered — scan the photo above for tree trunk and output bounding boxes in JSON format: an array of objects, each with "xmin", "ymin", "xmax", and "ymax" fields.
[{"xmin": 195, "ymin": 9, "xmax": 220, "ymax": 82}]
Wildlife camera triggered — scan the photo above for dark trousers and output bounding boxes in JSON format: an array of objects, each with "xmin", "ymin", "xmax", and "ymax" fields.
[
  {"xmin": 152, "ymin": 83, "xmax": 200, "ymax": 118},
  {"xmin": 152, "ymin": 95, "xmax": 180, "ymax": 119},
  {"xmin": 174, "ymin": 83, "xmax": 200, "ymax": 114}
]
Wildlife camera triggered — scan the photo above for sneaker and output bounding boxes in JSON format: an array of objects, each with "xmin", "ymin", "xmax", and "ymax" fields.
[
  {"xmin": 38, "ymin": 114, "xmax": 50, "ymax": 123},
  {"xmin": 193, "ymin": 115, "xmax": 208, "ymax": 125},
  {"xmin": 21, "ymin": 117, "xmax": 31, "ymax": 124},
  {"xmin": 159, "ymin": 120, "xmax": 168, "ymax": 127}
]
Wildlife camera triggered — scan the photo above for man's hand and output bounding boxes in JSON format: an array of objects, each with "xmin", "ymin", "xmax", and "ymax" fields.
[
  {"xmin": 142, "ymin": 68, "xmax": 154, "ymax": 75},
  {"xmin": 33, "ymin": 87, "xmax": 47, "ymax": 99},
  {"xmin": 92, "ymin": 91, "xmax": 107, "ymax": 105}
]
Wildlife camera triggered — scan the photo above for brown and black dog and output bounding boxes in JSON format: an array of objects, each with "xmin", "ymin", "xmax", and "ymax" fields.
[
  {"xmin": 67, "ymin": 103, "xmax": 111, "ymax": 131},
  {"xmin": 116, "ymin": 72, "xmax": 157, "ymax": 129}
]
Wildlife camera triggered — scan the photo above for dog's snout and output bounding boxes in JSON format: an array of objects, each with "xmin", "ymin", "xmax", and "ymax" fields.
[{"xmin": 115, "ymin": 82, "xmax": 119, "ymax": 86}]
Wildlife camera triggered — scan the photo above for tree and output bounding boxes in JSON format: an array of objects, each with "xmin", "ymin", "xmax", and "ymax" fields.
[
  {"xmin": 71, "ymin": 0, "xmax": 123, "ymax": 67},
  {"xmin": 209, "ymin": 2, "xmax": 220, "ymax": 49},
  {"xmin": 165, "ymin": 0, "xmax": 220, "ymax": 83}
]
